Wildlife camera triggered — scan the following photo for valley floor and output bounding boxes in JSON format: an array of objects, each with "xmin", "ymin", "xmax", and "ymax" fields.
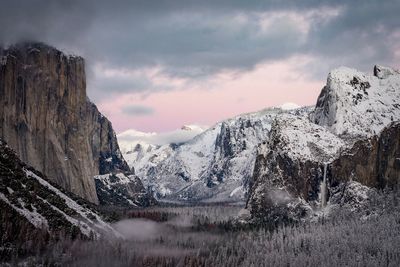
[{"xmin": 4, "ymin": 195, "xmax": 400, "ymax": 267}]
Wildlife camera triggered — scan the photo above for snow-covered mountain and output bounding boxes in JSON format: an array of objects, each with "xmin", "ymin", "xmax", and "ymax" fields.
[
  {"xmin": 311, "ymin": 65, "xmax": 400, "ymax": 138},
  {"xmin": 246, "ymin": 65, "xmax": 400, "ymax": 223},
  {"xmin": 118, "ymin": 125, "xmax": 207, "ymax": 169},
  {"xmin": 120, "ymin": 106, "xmax": 311, "ymax": 203},
  {"xmin": 118, "ymin": 125, "xmax": 207, "ymax": 151}
]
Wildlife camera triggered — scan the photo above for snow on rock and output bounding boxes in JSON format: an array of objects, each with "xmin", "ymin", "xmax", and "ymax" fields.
[
  {"xmin": 280, "ymin": 102, "xmax": 300, "ymax": 110},
  {"xmin": 94, "ymin": 173, "xmax": 155, "ymax": 207},
  {"xmin": 316, "ymin": 181, "xmax": 379, "ymax": 220},
  {"xmin": 124, "ymin": 106, "xmax": 312, "ymax": 203},
  {"xmin": 0, "ymin": 138, "xmax": 122, "ymax": 239},
  {"xmin": 265, "ymin": 113, "xmax": 345, "ymax": 162},
  {"xmin": 374, "ymin": 64, "xmax": 400, "ymax": 79},
  {"xmin": 312, "ymin": 65, "xmax": 400, "ymax": 139},
  {"xmin": 117, "ymin": 125, "xmax": 208, "ymax": 178},
  {"xmin": 117, "ymin": 125, "xmax": 207, "ymax": 154},
  {"xmin": 25, "ymin": 170, "xmax": 121, "ymax": 239},
  {"xmin": 229, "ymin": 186, "xmax": 245, "ymax": 198},
  {"xmin": 0, "ymin": 192, "xmax": 49, "ymax": 229},
  {"xmin": 247, "ymin": 65, "xmax": 400, "ymax": 223}
]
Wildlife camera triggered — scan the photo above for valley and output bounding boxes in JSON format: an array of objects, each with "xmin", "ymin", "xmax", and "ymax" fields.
[
  {"xmin": 11, "ymin": 196, "xmax": 400, "ymax": 267},
  {"xmin": 1, "ymin": 42, "xmax": 399, "ymax": 266}
]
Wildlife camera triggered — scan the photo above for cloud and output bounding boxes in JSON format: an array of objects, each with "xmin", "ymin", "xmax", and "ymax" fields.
[
  {"xmin": 121, "ymin": 105, "xmax": 155, "ymax": 116},
  {"xmin": 1, "ymin": 0, "xmax": 399, "ymax": 100},
  {"xmin": 117, "ymin": 125, "xmax": 207, "ymax": 151},
  {"xmin": 112, "ymin": 219, "xmax": 163, "ymax": 241}
]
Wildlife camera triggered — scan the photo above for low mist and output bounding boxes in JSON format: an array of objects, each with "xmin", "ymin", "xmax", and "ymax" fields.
[{"xmin": 113, "ymin": 218, "xmax": 165, "ymax": 241}]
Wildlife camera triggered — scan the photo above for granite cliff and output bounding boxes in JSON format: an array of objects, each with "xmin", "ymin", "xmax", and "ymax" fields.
[{"xmin": 0, "ymin": 42, "xmax": 147, "ymax": 205}]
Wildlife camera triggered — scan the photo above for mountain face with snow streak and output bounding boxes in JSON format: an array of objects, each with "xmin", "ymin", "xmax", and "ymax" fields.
[
  {"xmin": 246, "ymin": 65, "xmax": 400, "ymax": 224},
  {"xmin": 95, "ymin": 173, "xmax": 156, "ymax": 207},
  {"xmin": 0, "ymin": 139, "xmax": 120, "ymax": 244},
  {"xmin": 122, "ymin": 107, "xmax": 312, "ymax": 203}
]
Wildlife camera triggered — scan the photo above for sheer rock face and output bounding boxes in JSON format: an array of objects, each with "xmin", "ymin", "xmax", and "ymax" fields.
[
  {"xmin": 247, "ymin": 66, "xmax": 400, "ymax": 223},
  {"xmin": 330, "ymin": 122, "xmax": 400, "ymax": 190},
  {"xmin": 0, "ymin": 43, "xmax": 131, "ymax": 204}
]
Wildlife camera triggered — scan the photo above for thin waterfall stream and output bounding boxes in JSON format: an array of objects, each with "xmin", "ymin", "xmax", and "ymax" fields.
[{"xmin": 321, "ymin": 162, "xmax": 328, "ymax": 208}]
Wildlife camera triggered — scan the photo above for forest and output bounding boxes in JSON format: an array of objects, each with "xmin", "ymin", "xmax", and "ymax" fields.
[{"xmin": 2, "ymin": 191, "xmax": 400, "ymax": 267}]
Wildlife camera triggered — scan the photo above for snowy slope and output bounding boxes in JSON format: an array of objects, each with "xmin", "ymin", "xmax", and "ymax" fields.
[
  {"xmin": 263, "ymin": 113, "xmax": 345, "ymax": 162},
  {"xmin": 123, "ymin": 106, "xmax": 312, "ymax": 202},
  {"xmin": 0, "ymin": 140, "xmax": 120, "ymax": 239}
]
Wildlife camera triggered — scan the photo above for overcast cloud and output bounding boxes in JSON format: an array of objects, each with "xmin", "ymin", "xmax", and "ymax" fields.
[
  {"xmin": 121, "ymin": 105, "xmax": 155, "ymax": 116},
  {"xmin": 1, "ymin": 0, "xmax": 399, "ymax": 130}
]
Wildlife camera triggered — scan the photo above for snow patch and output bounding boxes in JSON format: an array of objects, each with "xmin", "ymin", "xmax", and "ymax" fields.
[
  {"xmin": 25, "ymin": 169, "xmax": 121, "ymax": 238},
  {"xmin": 280, "ymin": 102, "xmax": 301, "ymax": 110},
  {"xmin": 0, "ymin": 192, "xmax": 49, "ymax": 230},
  {"xmin": 229, "ymin": 186, "xmax": 244, "ymax": 198},
  {"xmin": 266, "ymin": 114, "xmax": 345, "ymax": 161}
]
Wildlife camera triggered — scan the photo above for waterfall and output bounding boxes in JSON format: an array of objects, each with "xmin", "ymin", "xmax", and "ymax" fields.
[{"xmin": 320, "ymin": 162, "xmax": 328, "ymax": 208}]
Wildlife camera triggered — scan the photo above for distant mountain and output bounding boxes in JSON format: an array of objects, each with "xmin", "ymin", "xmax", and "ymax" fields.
[
  {"xmin": 246, "ymin": 65, "xmax": 400, "ymax": 223},
  {"xmin": 0, "ymin": 42, "xmax": 153, "ymax": 207},
  {"xmin": 118, "ymin": 125, "xmax": 207, "ymax": 168},
  {"xmin": 121, "ymin": 106, "xmax": 311, "ymax": 203}
]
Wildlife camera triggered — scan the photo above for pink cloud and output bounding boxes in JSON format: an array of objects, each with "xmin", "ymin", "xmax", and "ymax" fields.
[{"xmin": 97, "ymin": 56, "xmax": 324, "ymax": 133}]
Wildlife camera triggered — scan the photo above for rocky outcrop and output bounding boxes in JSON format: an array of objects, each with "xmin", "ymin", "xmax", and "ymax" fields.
[
  {"xmin": 0, "ymin": 139, "xmax": 120, "ymax": 244},
  {"xmin": 330, "ymin": 121, "xmax": 400, "ymax": 190},
  {"xmin": 247, "ymin": 65, "xmax": 400, "ymax": 223},
  {"xmin": 374, "ymin": 64, "xmax": 400, "ymax": 79},
  {"xmin": 95, "ymin": 173, "xmax": 156, "ymax": 207},
  {"xmin": 0, "ymin": 42, "xmax": 143, "ymax": 205},
  {"xmin": 246, "ymin": 114, "xmax": 345, "ymax": 222},
  {"xmin": 311, "ymin": 66, "xmax": 400, "ymax": 138},
  {"xmin": 206, "ymin": 116, "xmax": 271, "ymax": 188}
]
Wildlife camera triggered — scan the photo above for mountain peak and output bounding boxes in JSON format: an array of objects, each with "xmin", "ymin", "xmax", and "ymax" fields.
[
  {"xmin": 181, "ymin": 124, "xmax": 207, "ymax": 131},
  {"xmin": 280, "ymin": 102, "xmax": 300, "ymax": 110},
  {"xmin": 374, "ymin": 64, "xmax": 399, "ymax": 79},
  {"xmin": 313, "ymin": 65, "xmax": 400, "ymax": 138}
]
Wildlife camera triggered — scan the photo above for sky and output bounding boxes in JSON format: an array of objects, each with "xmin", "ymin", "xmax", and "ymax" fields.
[{"xmin": 1, "ymin": 0, "xmax": 399, "ymax": 132}]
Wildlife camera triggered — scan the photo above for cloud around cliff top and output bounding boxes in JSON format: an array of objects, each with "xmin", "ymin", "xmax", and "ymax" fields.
[
  {"xmin": 117, "ymin": 124, "xmax": 208, "ymax": 150},
  {"xmin": 0, "ymin": 1, "xmax": 399, "ymax": 92},
  {"xmin": 1, "ymin": 1, "xmax": 399, "ymax": 131}
]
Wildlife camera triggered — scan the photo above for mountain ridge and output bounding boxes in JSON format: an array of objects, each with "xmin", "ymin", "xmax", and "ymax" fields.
[{"xmin": 122, "ymin": 106, "xmax": 313, "ymax": 202}]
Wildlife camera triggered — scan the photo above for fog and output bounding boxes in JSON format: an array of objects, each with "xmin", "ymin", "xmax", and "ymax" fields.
[
  {"xmin": 8, "ymin": 196, "xmax": 400, "ymax": 266},
  {"xmin": 113, "ymin": 219, "xmax": 164, "ymax": 241}
]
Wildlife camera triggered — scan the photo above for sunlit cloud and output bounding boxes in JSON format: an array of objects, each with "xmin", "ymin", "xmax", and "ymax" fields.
[{"xmin": 1, "ymin": 0, "xmax": 399, "ymax": 131}]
